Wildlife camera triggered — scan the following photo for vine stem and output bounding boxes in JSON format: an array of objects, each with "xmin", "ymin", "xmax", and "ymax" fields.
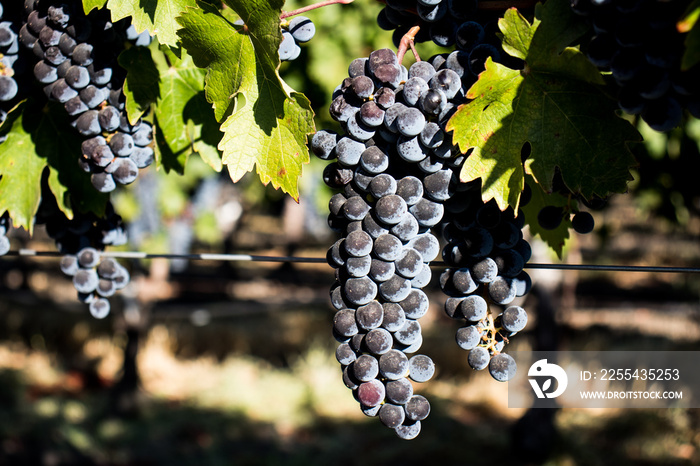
[
  {"xmin": 280, "ymin": 0, "xmax": 355, "ymax": 20},
  {"xmin": 397, "ymin": 25, "xmax": 422, "ymax": 64}
]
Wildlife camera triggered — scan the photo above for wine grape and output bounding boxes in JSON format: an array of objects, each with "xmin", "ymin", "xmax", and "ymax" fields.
[
  {"xmin": 19, "ymin": 1, "xmax": 155, "ymax": 193},
  {"xmin": 571, "ymin": 0, "xmax": 697, "ymax": 132}
]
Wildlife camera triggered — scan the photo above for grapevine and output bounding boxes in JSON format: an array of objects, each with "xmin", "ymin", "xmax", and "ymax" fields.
[{"xmin": 0, "ymin": 0, "xmax": 698, "ymax": 445}]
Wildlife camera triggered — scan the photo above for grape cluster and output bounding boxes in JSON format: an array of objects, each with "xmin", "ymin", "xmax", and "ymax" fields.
[
  {"xmin": 571, "ymin": 0, "xmax": 700, "ymax": 131},
  {"xmin": 377, "ymin": 0, "xmax": 503, "ymax": 56},
  {"xmin": 79, "ymin": 113, "xmax": 155, "ymax": 192},
  {"xmin": 37, "ymin": 198, "xmax": 129, "ymax": 318},
  {"xmin": 279, "ymin": 15, "xmax": 315, "ymax": 61},
  {"xmin": 315, "ymin": 48, "xmax": 469, "ymax": 438},
  {"xmin": 20, "ymin": 0, "xmax": 154, "ymax": 192},
  {"xmin": 59, "ymin": 247, "xmax": 129, "ymax": 318},
  {"xmin": 0, "ymin": 211, "xmax": 10, "ymax": 256},
  {"xmin": 0, "ymin": 2, "xmax": 24, "ymax": 105},
  {"xmin": 314, "ymin": 39, "xmax": 534, "ymax": 435},
  {"xmin": 440, "ymin": 196, "xmax": 531, "ymax": 379},
  {"xmin": 37, "ymin": 200, "xmax": 127, "ymax": 253}
]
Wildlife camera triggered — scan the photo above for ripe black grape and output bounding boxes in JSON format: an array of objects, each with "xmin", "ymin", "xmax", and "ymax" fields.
[{"xmin": 571, "ymin": 0, "xmax": 695, "ymax": 132}]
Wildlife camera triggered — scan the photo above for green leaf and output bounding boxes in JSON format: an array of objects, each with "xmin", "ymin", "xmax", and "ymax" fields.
[
  {"xmin": 119, "ymin": 45, "xmax": 161, "ymax": 125},
  {"xmin": 0, "ymin": 102, "xmax": 108, "ymax": 229},
  {"xmin": 0, "ymin": 104, "xmax": 45, "ymax": 232},
  {"xmin": 107, "ymin": 0, "xmax": 197, "ymax": 47},
  {"xmin": 177, "ymin": 2, "xmax": 254, "ymax": 122},
  {"xmin": 178, "ymin": 0, "xmax": 315, "ymax": 200},
  {"xmin": 499, "ymin": 8, "xmax": 538, "ymax": 60},
  {"xmin": 151, "ymin": 46, "xmax": 222, "ymax": 173},
  {"xmin": 448, "ymin": 0, "xmax": 640, "ymax": 214},
  {"xmin": 83, "ymin": 0, "xmax": 107, "ymax": 13},
  {"xmin": 520, "ymin": 176, "xmax": 571, "ymax": 258},
  {"xmin": 41, "ymin": 104, "xmax": 109, "ymax": 219},
  {"xmin": 679, "ymin": 1, "xmax": 700, "ymax": 70}
]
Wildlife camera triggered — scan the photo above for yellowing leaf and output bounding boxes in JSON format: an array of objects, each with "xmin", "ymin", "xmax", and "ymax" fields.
[
  {"xmin": 448, "ymin": 1, "xmax": 639, "ymax": 210},
  {"xmin": 178, "ymin": 0, "xmax": 314, "ymax": 200}
]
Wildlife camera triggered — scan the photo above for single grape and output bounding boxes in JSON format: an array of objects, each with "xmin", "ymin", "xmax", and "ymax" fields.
[
  {"xmin": 408, "ymin": 355, "xmax": 435, "ymax": 383},
  {"xmin": 501, "ymin": 306, "xmax": 528, "ymax": 333},
  {"xmin": 379, "ymin": 403, "xmax": 406, "ymax": 428},
  {"xmin": 394, "ymin": 320, "xmax": 422, "ymax": 346},
  {"xmin": 537, "ymin": 205, "xmax": 565, "ymax": 230},
  {"xmin": 468, "ymin": 346, "xmax": 490, "ymax": 370},
  {"xmin": 460, "ymin": 295, "xmax": 488, "ymax": 322},
  {"xmin": 385, "ymin": 377, "xmax": 413, "ymax": 404},
  {"xmin": 455, "ymin": 325, "xmax": 482, "ymax": 350},
  {"xmin": 288, "ymin": 16, "xmax": 315, "ymax": 43},
  {"xmin": 357, "ymin": 379, "xmax": 385, "ymax": 407},
  {"xmin": 405, "ymin": 394, "xmax": 431, "ymax": 421},
  {"xmin": 572, "ymin": 211, "xmax": 595, "ymax": 234},
  {"xmin": 489, "ymin": 353, "xmax": 517, "ymax": 382},
  {"xmin": 394, "ymin": 421, "xmax": 421, "ymax": 440},
  {"xmin": 89, "ymin": 297, "xmax": 110, "ymax": 319}
]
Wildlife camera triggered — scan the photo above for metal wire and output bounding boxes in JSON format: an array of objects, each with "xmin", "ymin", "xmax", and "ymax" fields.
[{"xmin": 2, "ymin": 249, "xmax": 700, "ymax": 273}]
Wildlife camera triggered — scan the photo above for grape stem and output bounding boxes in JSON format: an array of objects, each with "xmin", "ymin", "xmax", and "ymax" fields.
[
  {"xmin": 280, "ymin": 0, "xmax": 354, "ymax": 19},
  {"xmin": 397, "ymin": 25, "xmax": 422, "ymax": 64}
]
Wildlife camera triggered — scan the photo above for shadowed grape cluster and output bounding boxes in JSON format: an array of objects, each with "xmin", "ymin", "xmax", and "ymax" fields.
[
  {"xmin": 37, "ymin": 198, "xmax": 129, "ymax": 319},
  {"xmin": 376, "ymin": 0, "xmax": 511, "ymax": 72},
  {"xmin": 571, "ymin": 0, "xmax": 700, "ymax": 131},
  {"xmin": 440, "ymin": 197, "xmax": 531, "ymax": 379}
]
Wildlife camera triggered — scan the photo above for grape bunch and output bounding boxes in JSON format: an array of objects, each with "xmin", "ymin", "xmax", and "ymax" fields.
[
  {"xmin": 0, "ymin": 211, "xmax": 10, "ymax": 256},
  {"xmin": 315, "ymin": 48, "xmax": 469, "ymax": 438},
  {"xmin": 376, "ymin": 0, "xmax": 505, "ymax": 57},
  {"xmin": 59, "ymin": 247, "xmax": 129, "ymax": 318},
  {"xmin": 440, "ymin": 194, "xmax": 532, "ymax": 380},
  {"xmin": 313, "ymin": 41, "xmax": 534, "ymax": 436},
  {"xmin": 37, "ymin": 198, "xmax": 129, "ymax": 318},
  {"xmin": 20, "ymin": 0, "xmax": 154, "ymax": 192},
  {"xmin": 0, "ymin": 2, "xmax": 25, "ymax": 105},
  {"xmin": 571, "ymin": 0, "xmax": 700, "ymax": 131}
]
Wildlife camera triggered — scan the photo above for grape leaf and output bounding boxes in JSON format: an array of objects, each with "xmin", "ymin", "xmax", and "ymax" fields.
[
  {"xmin": 177, "ymin": 0, "xmax": 314, "ymax": 200},
  {"xmin": 119, "ymin": 46, "xmax": 161, "ymax": 125},
  {"xmin": 0, "ymin": 105, "xmax": 45, "ymax": 232},
  {"xmin": 0, "ymin": 102, "xmax": 107, "ymax": 231},
  {"xmin": 520, "ymin": 176, "xmax": 571, "ymax": 257},
  {"xmin": 82, "ymin": 0, "xmax": 107, "ymax": 13},
  {"xmin": 150, "ymin": 46, "xmax": 222, "ymax": 173},
  {"xmin": 448, "ymin": 0, "xmax": 640, "ymax": 214},
  {"xmin": 40, "ymin": 104, "xmax": 109, "ymax": 219},
  {"xmin": 106, "ymin": 0, "xmax": 197, "ymax": 47},
  {"xmin": 679, "ymin": 1, "xmax": 700, "ymax": 70}
]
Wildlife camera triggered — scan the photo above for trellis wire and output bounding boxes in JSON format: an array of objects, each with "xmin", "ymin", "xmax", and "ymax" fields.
[{"xmin": 3, "ymin": 249, "xmax": 700, "ymax": 274}]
